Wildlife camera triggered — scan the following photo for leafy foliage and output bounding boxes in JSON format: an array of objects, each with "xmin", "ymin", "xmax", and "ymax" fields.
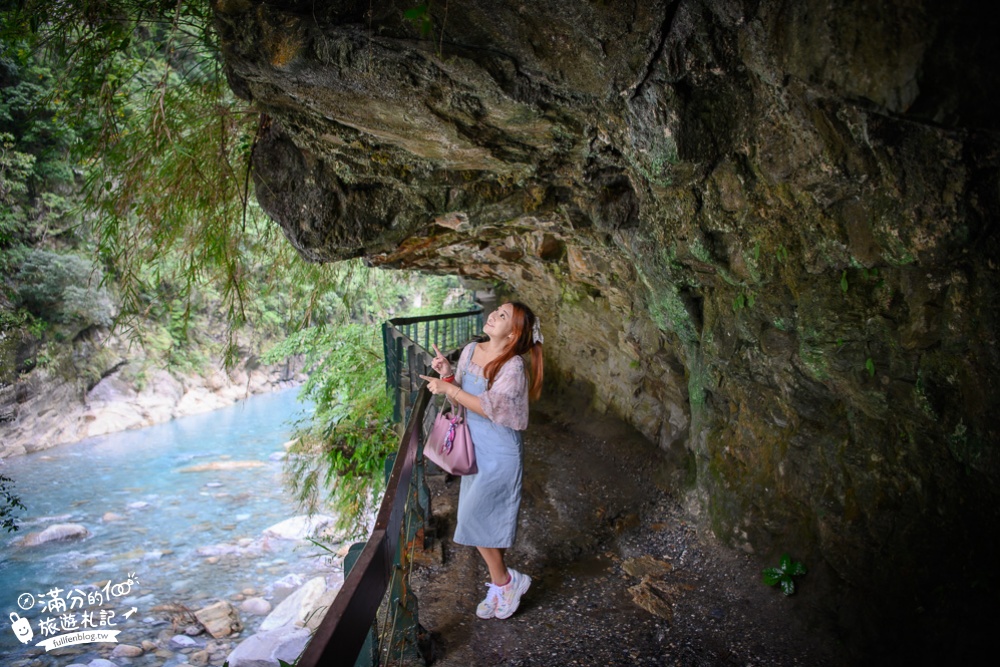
[
  {"xmin": 404, "ymin": 4, "xmax": 434, "ymax": 37},
  {"xmin": 265, "ymin": 323, "xmax": 397, "ymax": 536},
  {"xmin": 762, "ymin": 553, "xmax": 807, "ymax": 596},
  {"xmin": 14, "ymin": 248, "xmax": 115, "ymax": 327},
  {"xmin": 260, "ymin": 269, "xmax": 466, "ymax": 532},
  {"xmin": 1, "ymin": 1, "xmax": 471, "ymax": 532},
  {"xmin": 0, "ymin": 38, "xmax": 80, "ymax": 251},
  {"xmin": 1, "ymin": 473, "xmax": 25, "ymax": 532},
  {"xmin": 0, "ymin": 131, "xmax": 35, "ymax": 246}
]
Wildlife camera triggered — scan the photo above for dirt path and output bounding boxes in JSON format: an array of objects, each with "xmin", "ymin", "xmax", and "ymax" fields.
[{"xmin": 408, "ymin": 391, "xmax": 842, "ymax": 666}]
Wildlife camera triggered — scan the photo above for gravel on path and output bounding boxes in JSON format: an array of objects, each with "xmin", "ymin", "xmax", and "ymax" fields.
[{"xmin": 407, "ymin": 392, "xmax": 843, "ymax": 666}]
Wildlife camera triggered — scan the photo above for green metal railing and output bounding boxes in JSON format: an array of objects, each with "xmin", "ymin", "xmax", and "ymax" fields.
[
  {"xmin": 297, "ymin": 307, "xmax": 482, "ymax": 667},
  {"xmin": 297, "ymin": 388, "xmax": 433, "ymax": 667},
  {"xmin": 382, "ymin": 307, "xmax": 483, "ymax": 422}
]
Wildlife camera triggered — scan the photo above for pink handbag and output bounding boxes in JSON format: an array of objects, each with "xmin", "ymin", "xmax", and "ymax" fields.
[{"xmin": 424, "ymin": 399, "xmax": 477, "ymax": 475}]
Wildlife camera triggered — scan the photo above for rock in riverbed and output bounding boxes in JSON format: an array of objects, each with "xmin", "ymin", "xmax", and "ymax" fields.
[
  {"xmin": 17, "ymin": 523, "xmax": 90, "ymax": 546},
  {"xmin": 262, "ymin": 515, "xmax": 336, "ymax": 541}
]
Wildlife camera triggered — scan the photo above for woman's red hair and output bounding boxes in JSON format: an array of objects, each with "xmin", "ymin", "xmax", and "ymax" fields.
[{"xmin": 483, "ymin": 301, "xmax": 544, "ymax": 401}]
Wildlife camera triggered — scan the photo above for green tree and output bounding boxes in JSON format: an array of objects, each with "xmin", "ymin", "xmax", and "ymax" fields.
[
  {"xmin": 1, "ymin": 1, "xmax": 473, "ymax": 531},
  {"xmin": 15, "ymin": 248, "xmax": 115, "ymax": 327},
  {"xmin": 265, "ymin": 323, "xmax": 397, "ymax": 535},
  {"xmin": 0, "ymin": 37, "xmax": 82, "ymax": 250},
  {"xmin": 0, "ymin": 131, "xmax": 34, "ymax": 246}
]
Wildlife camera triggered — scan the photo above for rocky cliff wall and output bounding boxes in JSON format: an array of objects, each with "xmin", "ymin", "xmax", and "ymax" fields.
[
  {"xmin": 214, "ymin": 0, "xmax": 1000, "ymax": 657},
  {"xmin": 0, "ymin": 327, "xmax": 304, "ymax": 458}
]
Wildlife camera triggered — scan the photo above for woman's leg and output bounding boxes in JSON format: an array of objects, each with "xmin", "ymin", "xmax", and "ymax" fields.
[{"xmin": 477, "ymin": 547, "xmax": 509, "ymax": 585}]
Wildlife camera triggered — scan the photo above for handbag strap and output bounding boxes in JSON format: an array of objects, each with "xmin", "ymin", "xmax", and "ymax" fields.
[
  {"xmin": 446, "ymin": 342, "xmax": 475, "ymax": 416},
  {"xmin": 461, "ymin": 342, "xmax": 475, "ymax": 377}
]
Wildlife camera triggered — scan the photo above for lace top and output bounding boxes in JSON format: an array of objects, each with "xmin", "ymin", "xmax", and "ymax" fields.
[{"xmin": 455, "ymin": 343, "xmax": 529, "ymax": 431}]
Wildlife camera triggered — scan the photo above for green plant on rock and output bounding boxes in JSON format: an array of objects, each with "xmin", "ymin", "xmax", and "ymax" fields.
[
  {"xmin": 648, "ymin": 139, "xmax": 679, "ymax": 182},
  {"xmin": 690, "ymin": 238, "xmax": 712, "ymax": 264},
  {"xmin": 762, "ymin": 553, "xmax": 807, "ymax": 596},
  {"xmin": 404, "ymin": 3, "xmax": 434, "ymax": 37},
  {"xmin": 914, "ymin": 371, "xmax": 937, "ymax": 419},
  {"xmin": 1, "ymin": 473, "xmax": 26, "ymax": 533},
  {"xmin": 732, "ymin": 292, "xmax": 754, "ymax": 313}
]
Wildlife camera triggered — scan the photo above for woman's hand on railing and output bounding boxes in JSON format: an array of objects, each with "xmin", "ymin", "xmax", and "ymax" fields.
[{"xmin": 430, "ymin": 343, "xmax": 453, "ymax": 379}]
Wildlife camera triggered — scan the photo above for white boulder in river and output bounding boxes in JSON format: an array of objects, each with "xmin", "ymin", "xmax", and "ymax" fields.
[
  {"xmin": 262, "ymin": 515, "xmax": 337, "ymax": 541},
  {"xmin": 227, "ymin": 576, "xmax": 342, "ymax": 667},
  {"xmin": 17, "ymin": 523, "xmax": 90, "ymax": 546},
  {"xmin": 225, "ymin": 625, "xmax": 312, "ymax": 667}
]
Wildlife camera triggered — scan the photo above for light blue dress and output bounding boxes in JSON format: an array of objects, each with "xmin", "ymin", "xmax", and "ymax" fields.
[{"xmin": 453, "ymin": 343, "xmax": 526, "ymax": 549}]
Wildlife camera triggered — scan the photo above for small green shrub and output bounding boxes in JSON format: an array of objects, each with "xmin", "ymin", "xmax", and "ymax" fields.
[
  {"xmin": 1, "ymin": 474, "xmax": 26, "ymax": 533},
  {"xmin": 15, "ymin": 249, "xmax": 115, "ymax": 327},
  {"xmin": 404, "ymin": 3, "xmax": 433, "ymax": 36},
  {"xmin": 762, "ymin": 553, "xmax": 807, "ymax": 596},
  {"xmin": 732, "ymin": 292, "xmax": 754, "ymax": 312}
]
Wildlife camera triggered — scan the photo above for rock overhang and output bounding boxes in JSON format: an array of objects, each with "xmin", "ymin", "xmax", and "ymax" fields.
[{"xmin": 215, "ymin": 0, "xmax": 1000, "ymax": 656}]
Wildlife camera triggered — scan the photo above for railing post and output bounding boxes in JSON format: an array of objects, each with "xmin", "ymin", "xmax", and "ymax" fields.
[
  {"xmin": 344, "ymin": 542, "xmax": 377, "ymax": 667},
  {"xmin": 382, "ymin": 322, "xmax": 392, "ymax": 396},
  {"xmin": 380, "ymin": 451, "xmax": 430, "ymax": 664},
  {"xmin": 405, "ymin": 341, "xmax": 418, "ymax": 423},
  {"xmin": 393, "ymin": 335, "xmax": 404, "ymax": 423}
]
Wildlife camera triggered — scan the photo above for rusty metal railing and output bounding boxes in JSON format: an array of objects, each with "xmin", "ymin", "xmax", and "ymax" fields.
[
  {"xmin": 297, "ymin": 385, "xmax": 433, "ymax": 667},
  {"xmin": 298, "ymin": 309, "xmax": 482, "ymax": 667}
]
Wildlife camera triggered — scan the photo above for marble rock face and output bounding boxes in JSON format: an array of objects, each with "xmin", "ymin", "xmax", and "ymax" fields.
[{"xmin": 215, "ymin": 0, "xmax": 1000, "ymax": 657}]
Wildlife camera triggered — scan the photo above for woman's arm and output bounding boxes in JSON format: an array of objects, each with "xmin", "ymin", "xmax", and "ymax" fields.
[
  {"xmin": 420, "ymin": 354, "xmax": 528, "ymax": 428},
  {"xmin": 444, "ymin": 380, "xmax": 486, "ymax": 417},
  {"xmin": 419, "ymin": 376, "xmax": 488, "ymax": 417},
  {"xmin": 426, "ymin": 357, "xmax": 527, "ymax": 429}
]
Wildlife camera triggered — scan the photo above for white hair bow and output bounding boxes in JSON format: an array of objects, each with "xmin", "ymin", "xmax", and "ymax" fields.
[{"xmin": 532, "ymin": 318, "xmax": 544, "ymax": 344}]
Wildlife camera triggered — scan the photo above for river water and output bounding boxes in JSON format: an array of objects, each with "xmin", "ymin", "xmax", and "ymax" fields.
[{"xmin": 0, "ymin": 388, "xmax": 342, "ymax": 666}]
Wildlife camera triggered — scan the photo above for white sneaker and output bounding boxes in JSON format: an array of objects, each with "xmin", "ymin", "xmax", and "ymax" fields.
[
  {"xmin": 494, "ymin": 568, "xmax": 531, "ymax": 619},
  {"xmin": 476, "ymin": 582, "xmax": 503, "ymax": 619}
]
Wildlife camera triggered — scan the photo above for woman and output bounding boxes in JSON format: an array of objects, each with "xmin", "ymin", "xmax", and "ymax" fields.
[{"xmin": 419, "ymin": 301, "xmax": 544, "ymax": 620}]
